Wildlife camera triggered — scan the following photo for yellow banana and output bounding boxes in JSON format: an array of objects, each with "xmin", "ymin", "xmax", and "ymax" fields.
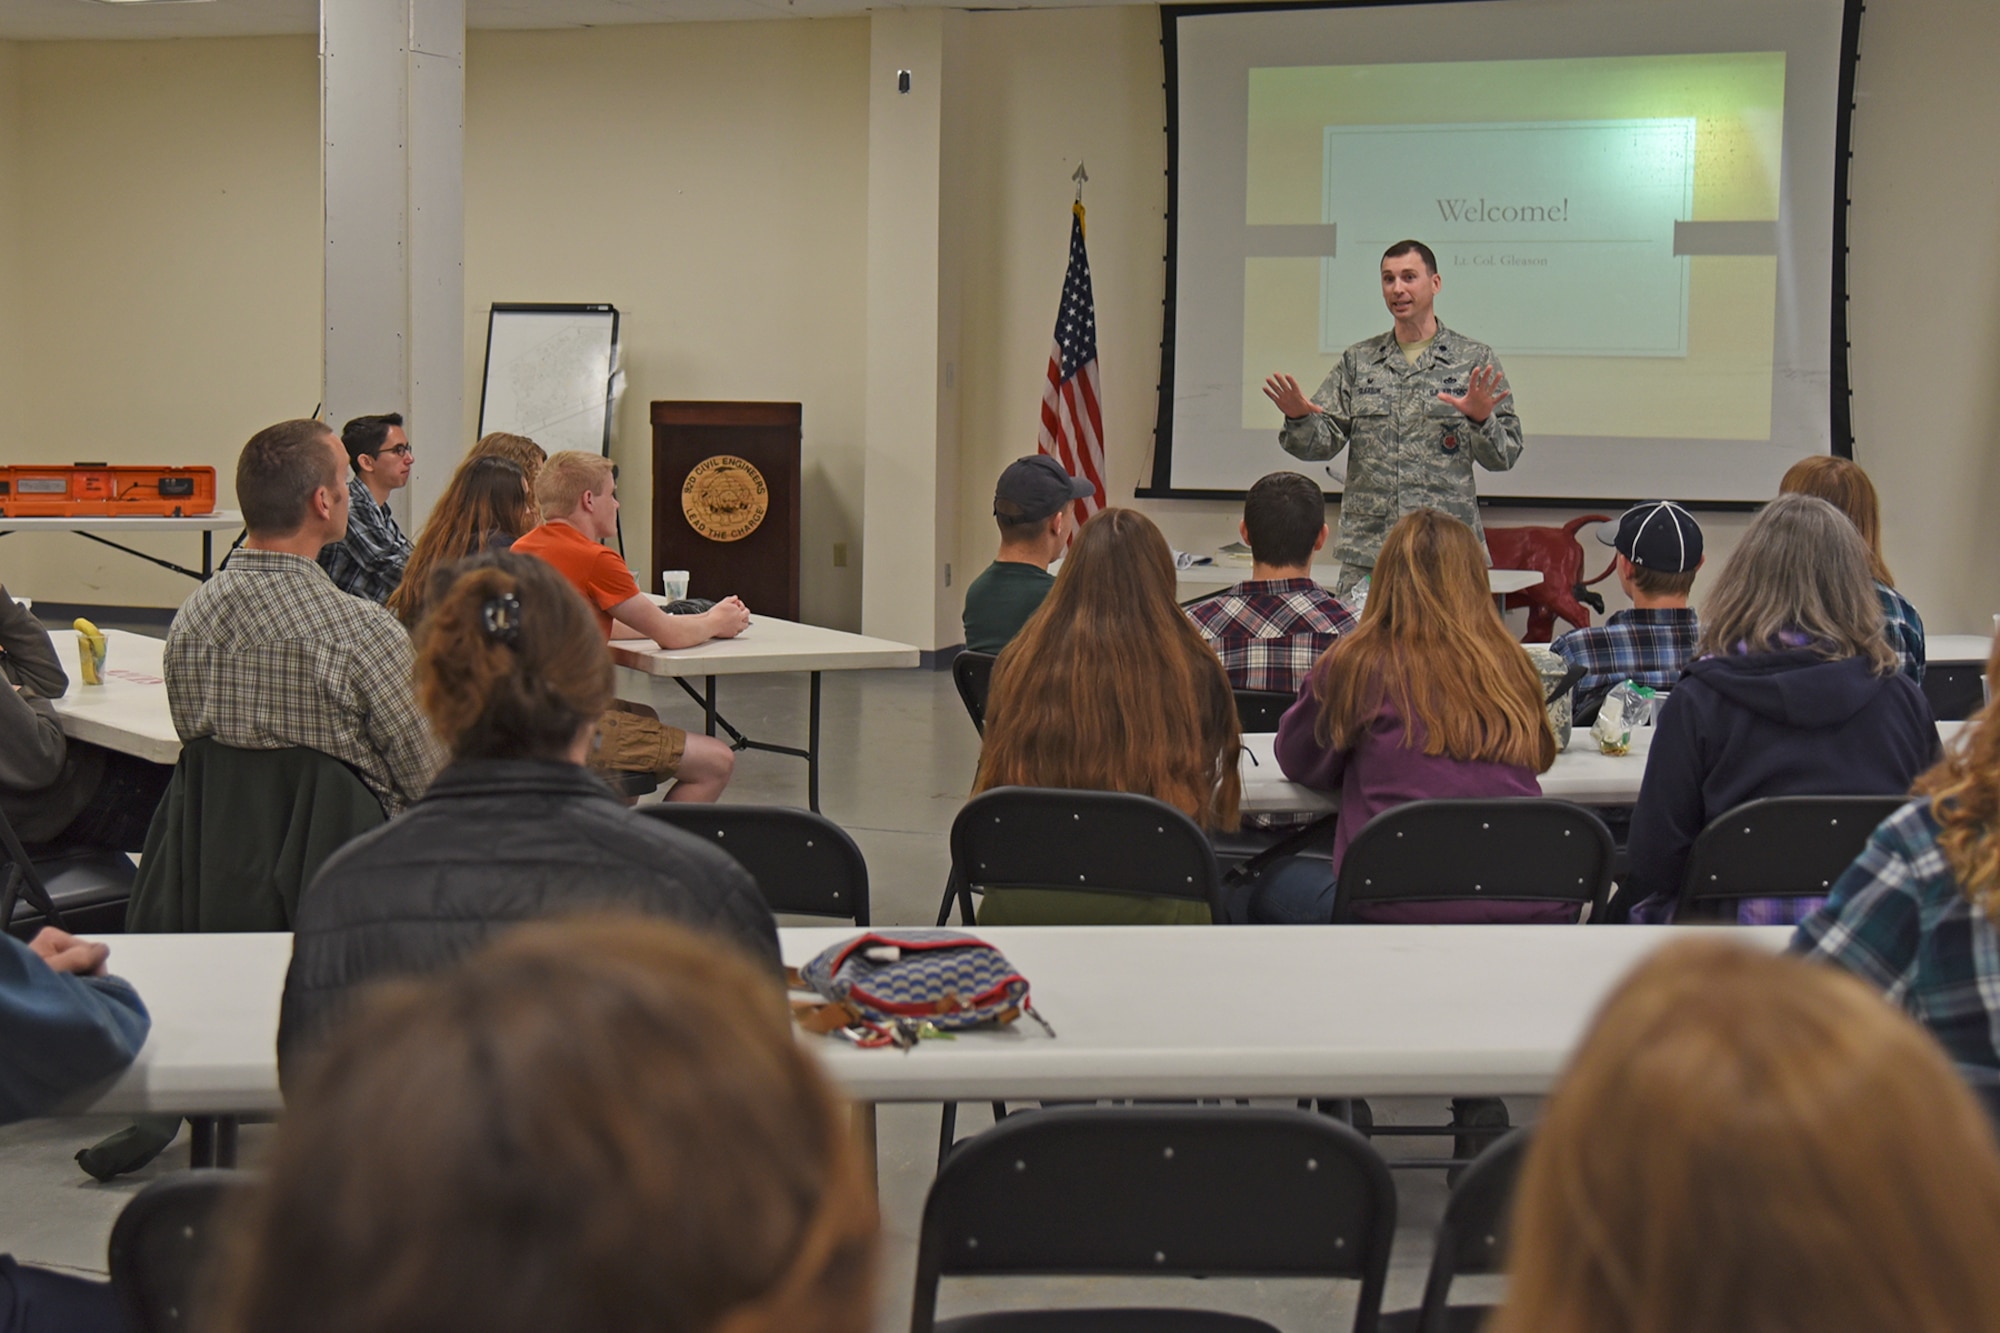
[{"xmin": 74, "ymin": 617, "xmax": 106, "ymax": 686}]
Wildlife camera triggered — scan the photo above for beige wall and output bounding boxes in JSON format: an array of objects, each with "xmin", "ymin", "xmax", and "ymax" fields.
[
  {"xmin": 0, "ymin": 36, "xmax": 321, "ymax": 607},
  {"xmin": 0, "ymin": 3, "xmax": 1990, "ymax": 638},
  {"xmin": 465, "ymin": 20, "xmax": 870, "ymax": 629}
]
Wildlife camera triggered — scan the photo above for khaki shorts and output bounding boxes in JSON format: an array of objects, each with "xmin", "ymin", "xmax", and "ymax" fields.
[{"xmin": 592, "ymin": 703, "xmax": 688, "ymax": 778}]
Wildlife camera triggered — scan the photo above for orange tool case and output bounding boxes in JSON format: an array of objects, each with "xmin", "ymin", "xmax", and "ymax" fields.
[{"xmin": 0, "ymin": 465, "xmax": 217, "ymax": 518}]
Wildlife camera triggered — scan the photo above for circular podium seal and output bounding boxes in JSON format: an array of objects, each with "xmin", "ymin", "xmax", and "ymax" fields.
[{"xmin": 680, "ymin": 455, "xmax": 769, "ymax": 543}]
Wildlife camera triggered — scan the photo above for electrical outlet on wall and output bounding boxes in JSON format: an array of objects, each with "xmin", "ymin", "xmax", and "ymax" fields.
[
  {"xmin": 945, "ymin": 563, "xmax": 953, "ymax": 587},
  {"xmin": 833, "ymin": 542, "xmax": 848, "ymax": 568}
]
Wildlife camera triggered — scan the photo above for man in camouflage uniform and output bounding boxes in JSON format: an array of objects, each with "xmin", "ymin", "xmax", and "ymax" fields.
[{"xmin": 1264, "ymin": 240, "xmax": 1524, "ymax": 598}]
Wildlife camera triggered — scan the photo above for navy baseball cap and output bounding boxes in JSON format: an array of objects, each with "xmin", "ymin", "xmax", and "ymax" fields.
[
  {"xmin": 995, "ymin": 455, "xmax": 1095, "ymax": 522},
  {"xmin": 1597, "ymin": 500, "xmax": 1704, "ymax": 573}
]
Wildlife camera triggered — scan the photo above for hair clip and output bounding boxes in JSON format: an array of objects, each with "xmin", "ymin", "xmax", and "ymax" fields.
[{"xmin": 481, "ymin": 592, "xmax": 523, "ymax": 645}]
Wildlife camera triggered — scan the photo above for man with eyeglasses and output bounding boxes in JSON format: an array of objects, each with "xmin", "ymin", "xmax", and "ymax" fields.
[{"xmin": 318, "ymin": 411, "xmax": 416, "ymax": 603}]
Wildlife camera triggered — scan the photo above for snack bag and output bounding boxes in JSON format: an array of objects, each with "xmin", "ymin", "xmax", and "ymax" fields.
[
  {"xmin": 74, "ymin": 618, "xmax": 107, "ymax": 686},
  {"xmin": 1591, "ymin": 681, "xmax": 1657, "ymax": 755}
]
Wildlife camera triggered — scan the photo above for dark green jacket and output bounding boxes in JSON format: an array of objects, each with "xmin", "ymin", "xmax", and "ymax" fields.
[{"xmin": 126, "ymin": 739, "xmax": 385, "ymax": 933}]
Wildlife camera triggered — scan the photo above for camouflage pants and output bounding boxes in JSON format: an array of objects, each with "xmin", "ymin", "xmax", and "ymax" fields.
[{"xmin": 1330, "ymin": 563, "xmax": 1371, "ymax": 601}]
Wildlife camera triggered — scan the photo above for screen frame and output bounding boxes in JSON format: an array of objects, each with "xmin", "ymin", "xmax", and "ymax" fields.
[{"xmin": 1139, "ymin": 0, "xmax": 1865, "ymax": 508}]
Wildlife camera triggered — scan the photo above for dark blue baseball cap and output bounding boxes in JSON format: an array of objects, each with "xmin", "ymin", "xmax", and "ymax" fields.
[
  {"xmin": 995, "ymin": 454, "xmax": 1095, "ymax": 522},
  {"xmin": 1597, "ymin": 500, "xmax": 1704, "ymax": 573}
]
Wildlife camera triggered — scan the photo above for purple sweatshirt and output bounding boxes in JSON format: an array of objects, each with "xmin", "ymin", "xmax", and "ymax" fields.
[{"xmin": 1274, "ymin": 671, "xmax": 1558, "ymax": 922}]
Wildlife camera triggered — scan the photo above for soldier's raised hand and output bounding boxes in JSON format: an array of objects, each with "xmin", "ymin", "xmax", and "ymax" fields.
[
  {"xmin": 1262, "ymin": 373, "xmax": 1322, "ymax": 419},
  {"xmin": 1437, "ymin": 364, "xmax": 1510, "ymax": 423}
]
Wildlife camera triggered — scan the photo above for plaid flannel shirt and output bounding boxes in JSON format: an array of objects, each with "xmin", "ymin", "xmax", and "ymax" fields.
[
  {"xmin": 1550, "ymin": 607, "xmax": 1701, "ymax": 725},
  {"xmin": 1792, "ymin": 798, "xmax": 2000, "ymax": 1074},
  {"xmin": 1184, "ymin": 578, "xmax": 1357, "ymax": 695},
  {"xmin": 318, "ymin": 477, "xmax": 413, "ymax": 604},
  {"xmin": 167, "ymin": 549, "xmax": 445, "ymax": 811},
  {"xmin": 1879, "ymin": 582, "xmax": 1926, "ymax": 685}
]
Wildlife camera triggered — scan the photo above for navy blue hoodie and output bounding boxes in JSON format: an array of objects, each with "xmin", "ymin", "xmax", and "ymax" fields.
[{"xmin": 1624, "ymin": 649, "xmax": 1937, "ymax": 919}]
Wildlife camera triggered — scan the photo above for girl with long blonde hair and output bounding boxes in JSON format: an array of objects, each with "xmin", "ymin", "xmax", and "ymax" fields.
[
  {"xmin": 1250, "ymin": 507, "xmax": 1557, "ymax": 924},
  {"xmin": 1495, "ymin": 938, "xmax": 2000, "ymax": 1333},
  {"xmin": 972, "ymin": 507, "xmax": 1241, "ymax": 924},
  {"xmin": 1796, "ymin": 631, "xmax": 2000, "ymax": 1077}
]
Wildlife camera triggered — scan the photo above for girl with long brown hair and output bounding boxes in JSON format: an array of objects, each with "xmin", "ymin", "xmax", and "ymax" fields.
[
  {"xmin": 1780, "ymin": 453, "xmax": 1925, "ymax": 680},
  {"xmin": 386, "ymin": 455, "xmax": 539, "ymax": 626},
  {"xmin": 972, "ymin": 507, "xmax": 1241, "ymax": 924},
  {"xmin": 1795, "ymin": 631, "xmax": 2000, "ymax": 1078},
  {"xmin": 217, "ymin": 917, "xmax": 877, "ymax": 1333},
  {"xmin": 1623, "ymin": 493, "xmax": 1935, "ymax": 923},
  {"xmin": 1251, "ymin": 507, "xmax": 1557, "ymax": 924},
  {"xmin": 1495, "ymin": 938, "xmax": 2000, "ymax": 1333}
]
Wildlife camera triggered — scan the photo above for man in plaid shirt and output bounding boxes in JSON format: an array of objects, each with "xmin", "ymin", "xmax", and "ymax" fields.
[
  {"xmin": 1551, "ymin": 501, "xmax": 1704, "ymax": 726},
  {"xmin": 1185, "ymin": 472, "xmax": 1356, "ymax": 695},
  {"xmin": 171, "ymin": 420, "xmax": 444, "ymax": 812},
  {"xmin": 318, "ymin": 412, "xmax": 415, "ymax": 604}
]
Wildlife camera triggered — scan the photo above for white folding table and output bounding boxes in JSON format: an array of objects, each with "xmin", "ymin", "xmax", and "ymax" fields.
[
  {"xmin": 0, "ymin": 511, "xmax": 244, "ymax": 582},
  {"xmin": 1239, "ymin": 721, "xmax": 1967, "ymax": 816},
  {"xmin": 1174, "ymin": 566, "xmax": 1542, "ymax": 597},
  {"xmin": 1930, "ymin": 634, "xmax": 1993, "ymax": 667},
  {"xmin": 610, "ymin": 613, "xmax": 920, "ymax": 811},
  {"xmin": 46, "ymin": 627, "xmax": 180, "ymax": 765},
  {"xmin": 65, "ymin": 924, "xmax": 1792, "ymax": 1121}
]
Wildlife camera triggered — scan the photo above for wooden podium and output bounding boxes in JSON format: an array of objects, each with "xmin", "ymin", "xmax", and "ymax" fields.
[{"xmin": 651, "ymin": 401, "xmax": 801, "ymax": 621}]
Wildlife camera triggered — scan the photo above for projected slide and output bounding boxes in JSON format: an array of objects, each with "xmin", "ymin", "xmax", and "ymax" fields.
[{"xmin": 1160, "ymin": 0, "xmax": 1852, "ymax": 503}]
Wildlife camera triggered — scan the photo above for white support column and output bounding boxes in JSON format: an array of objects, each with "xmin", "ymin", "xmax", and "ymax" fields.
[
  {"xmin": 321, "ymin": 0, "xmax": 465, "ymax": 528},
  {"xmin": 861, "ymin": 9, "xmax": 966, "ymax": 651}
]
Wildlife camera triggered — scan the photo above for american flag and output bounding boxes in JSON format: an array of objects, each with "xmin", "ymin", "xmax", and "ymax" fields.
[{"xmin": 1038, "ymin": 202, "xmax": 1105, "ymax": 526}]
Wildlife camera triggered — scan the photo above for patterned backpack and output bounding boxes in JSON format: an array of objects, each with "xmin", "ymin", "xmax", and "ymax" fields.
[{"xmin": 791, "ymin": 930, "xmax": 1052, "ymax": 1049}]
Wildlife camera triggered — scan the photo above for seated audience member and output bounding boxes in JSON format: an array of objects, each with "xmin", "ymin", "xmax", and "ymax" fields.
[
  {"xmin": 464, "ymin": 429, "xmax": 547, "ymax": 495},
  {"xmin": 1795, "ymin": 633, "xmax": 2000, "ymax": 1082},
  {"xmin": 385, "ymin": 456, "xmax": 538, "ymax": 626},
  {"xmin": 1623, "ymin": 494, "xmax": 1935, "ymax": 924},
  {"xmin": 1184, "ymin": 471, "xmax": 1354, "ymax": 693},
  {"xmin": 1780, "ymin": 455, "xmax": 1925, "ymax": 682},
  {"xmin": 0, "ymin": 586, "xmax": 169, "ymax": 855},
  {"xmin": 278, "ymin": 553, "xmax": 778, "ymax": 1074},
  {"xmin": 972, "ymin": 507, "xmax": 1241, "ymax": 924},
  {"xmin": 1550, "ymin": 500, "xmax": 1703, "ymax": 726},
  {"xmin": 218, "ymin": 919, "xmax": 876, "ymax": 1333},
  {"xmin": 1, "ymin": 927, "xmax": 149, "ymax": 1333},
  {"xmin": 1492, "ymin": 939, "xmax": 2000, "ymax": 1333},
  {"xmin": 168, "ymin": 418, "xmax": 444, "ymax": 813},
  {"xmin": 317, "ymin": 412, "xmax": 415, "ymax": 603},
  {"xmin": 1249, "ymin": 508, "xmax": 1558, "ymax": 924},
  {"xmin": 961, "ymin": 454, "xmax": 1095, "ymax": 655},
  {"xmin": 511, "ymin": 452, "xmax": 747, "ymax": 801}
]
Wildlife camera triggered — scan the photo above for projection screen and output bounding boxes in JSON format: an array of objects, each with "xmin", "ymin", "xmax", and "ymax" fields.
[{"xmin": 1147, "ymin": 0, "xmax": 1862, "ymax": 504}]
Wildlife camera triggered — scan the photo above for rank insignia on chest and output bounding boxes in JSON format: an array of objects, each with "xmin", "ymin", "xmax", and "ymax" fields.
[{"xmin": 1443, "ymin": 435, "xmax": 1460, "ymax": 452}]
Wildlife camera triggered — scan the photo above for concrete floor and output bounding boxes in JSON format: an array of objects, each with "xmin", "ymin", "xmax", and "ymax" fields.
[{"xmin": 0, "ymin": 661, "xmax": 1523, "ymax": 1330}]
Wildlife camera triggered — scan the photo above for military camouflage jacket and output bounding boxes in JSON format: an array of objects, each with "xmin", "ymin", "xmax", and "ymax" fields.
[{"xmin": 1278, "ymin": 321, "xmax": 1523, "ymax": 569}]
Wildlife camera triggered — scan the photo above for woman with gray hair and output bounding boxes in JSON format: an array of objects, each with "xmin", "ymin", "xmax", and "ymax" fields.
[{"xmin": 1622, "ymin": 492, "xmax": 1936, "ymax": 923}]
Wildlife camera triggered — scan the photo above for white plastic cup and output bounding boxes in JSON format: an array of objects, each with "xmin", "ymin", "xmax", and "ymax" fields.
[{"xmin": 662, "ymin": 570, "xmax": 690, "ymax": 601}]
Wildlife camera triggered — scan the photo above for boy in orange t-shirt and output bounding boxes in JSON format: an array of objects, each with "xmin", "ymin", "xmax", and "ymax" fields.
[{"xmin": 513, "ymin": 452, "xmax": 749, "ymax": 801}]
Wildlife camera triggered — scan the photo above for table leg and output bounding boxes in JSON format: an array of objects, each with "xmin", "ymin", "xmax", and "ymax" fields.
[
  {"xmin": 851, "ymin": 1102, "xmax": 879, "ymax": 1197},
  {"xmin": 201, "ymin": 530, "xmax": 213, "ymax": 579},
  {"xmin": 705, "ymin": 676, "xmax": 718, "ymax": 738},
  {"xmin": 188, "ymin": 1116, "xmax": 215, "ymax": 1168},
  {"xmin": 808, "ymin": 671, "xmax": 822, "ymax": 813},
  {"xmin": 214, "ymin": 1117, "xmax": 239, "ymax": 1168}
]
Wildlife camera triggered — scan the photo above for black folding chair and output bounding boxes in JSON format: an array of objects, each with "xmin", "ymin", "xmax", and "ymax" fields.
[
  {"xmin": 1232, "ymin": 688, "xmax": 1296, "ymax": 735},
  {"xmin": 1332, "ymin": 799, "xmax": 1614, "ymax": 924},
  {"xmin": 641, "ymin": 804, "xmax": 869, "ymax": 925},
  {"xmin": 1379, "ymin": 1128, "xmax": 1531, "ymax": 1333},
  {"xmin": 108, "ymin": 1170, "xmax": 256, "ymax": 1333},
  {"xmin": 937, "ymin": 787, "xmax": 1224, "ymax": 927},
  {"xmin": 953, "ymin": 651, "xmax": 998, "ymax": 735},
  {"xmin": 1674, "ymin": 794, "xmax": 1908, "ymax": 923},
  {"xmin": 911, "ymin": 1106, "xmax": 1397, "ymax": 1333},
  {"xmin": 0, "ymin": 805, "xmax": 70, "ymax": 935}
]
